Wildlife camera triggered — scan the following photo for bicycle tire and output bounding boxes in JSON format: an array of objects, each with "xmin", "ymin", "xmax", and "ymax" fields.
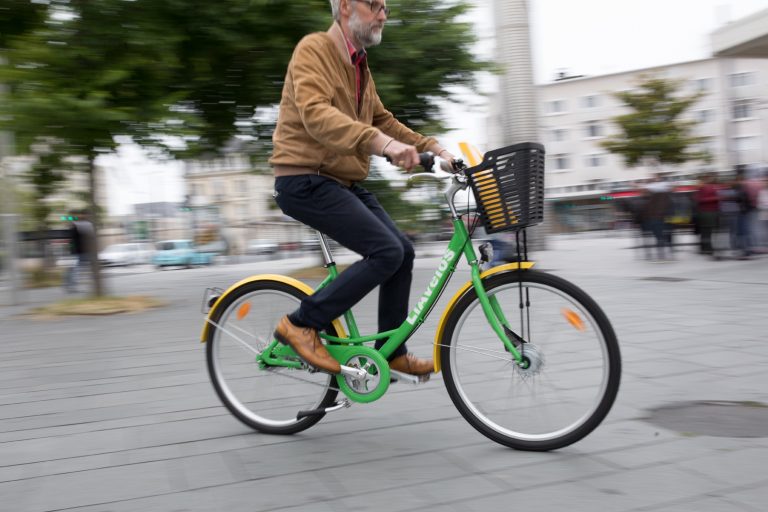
[
  {"xmin": 440, "ymin": 269, "xmax": 621, "ymax": 451},
  {"xmin": 205, "ymin": 280, "xmax": 339, "ymax": 434}
]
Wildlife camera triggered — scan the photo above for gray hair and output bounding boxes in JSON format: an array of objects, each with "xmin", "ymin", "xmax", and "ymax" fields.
[{"xmin": 329, "ymin": 0, "xmax": 341, "ymax": 21}]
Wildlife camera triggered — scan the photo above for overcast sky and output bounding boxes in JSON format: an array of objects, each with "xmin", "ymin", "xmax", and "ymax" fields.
[
  {"xmin": 104, "ymin": 0, "xmax": 768, "ymax": 215},
  {"xmin": 529, "ymin": 0, "xmax": 768, "ymax": 82}
]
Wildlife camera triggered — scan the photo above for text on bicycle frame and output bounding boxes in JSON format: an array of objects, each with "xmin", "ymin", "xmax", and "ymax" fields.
[{"xmin": 406, "ymin": 249, "xmax": 456, "ymax": 325}]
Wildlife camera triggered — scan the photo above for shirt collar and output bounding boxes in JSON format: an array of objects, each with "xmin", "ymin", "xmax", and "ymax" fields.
[{"xmin": 341, "ymin": 27, "xmax": 367, "ymax": 65}]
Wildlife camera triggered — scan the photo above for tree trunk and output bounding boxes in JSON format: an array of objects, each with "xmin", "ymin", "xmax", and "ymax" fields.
[{"xmin": 87, "ymin": 157, "xmax": 103, "ymax": 297}]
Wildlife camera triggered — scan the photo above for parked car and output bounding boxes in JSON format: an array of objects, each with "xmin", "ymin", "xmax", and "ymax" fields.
[
  {"xmin": 152, "ymin": 240, "xmax": 213, "ymax": 268},
  {"xmin": 195, "ymin": 239, "xmax": 229, "ymax": 256},
  {"xmin": 246, "ymin": 239, "xmax": 279, "ymax": 255},
  {"xmin": 99, "ymin": 242, "xmax": 154, "ymax": 266}
]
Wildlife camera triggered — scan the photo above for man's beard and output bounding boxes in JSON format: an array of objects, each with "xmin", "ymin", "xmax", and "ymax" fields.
[{"xmin": 349, "ymin": 9, "xmax": 382, "ymax": 48}]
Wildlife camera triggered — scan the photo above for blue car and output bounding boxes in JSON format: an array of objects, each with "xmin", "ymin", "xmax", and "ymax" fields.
[{"xmin": 152, "ymin": 240, "xmax": 213, "ymax": 269}]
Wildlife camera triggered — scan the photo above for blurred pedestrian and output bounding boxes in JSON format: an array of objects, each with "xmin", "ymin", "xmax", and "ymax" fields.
[
  {"xmin": 731, "ymin": 166, "xmax": 756, "ymax": 259},
  {"xmin": 694, "ymin": 172, "xmax": 720, "ymax": 257},
  {"xmin": 64, "ymin": 211, "xmax": 94, "ymax": 293},
  {"xmin": 757, "ymin": 170, "xmax": 768, "ymax": 250},
  {"xmin": 642, "ymin": 175, "xmax": 673, "ymax": 261},
  {"xmin": 743, "ymin": 165, "xmax": 765, "ymax": 251}
]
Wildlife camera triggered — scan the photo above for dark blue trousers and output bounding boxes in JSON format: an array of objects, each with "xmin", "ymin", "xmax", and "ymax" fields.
[{"xmin": 274, "ymin": 175, "xmax": 414, "ymax": 360}]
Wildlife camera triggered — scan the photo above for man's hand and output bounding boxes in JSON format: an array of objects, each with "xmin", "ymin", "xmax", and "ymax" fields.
[{"xmin": 383, "ymin": 139, "xmax": 419, "ymax": 172}]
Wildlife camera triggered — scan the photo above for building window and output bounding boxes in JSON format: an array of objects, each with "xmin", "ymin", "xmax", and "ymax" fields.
[
  {"xmin": 733, "ymin": 136, "xmax": 758, "ymax": 152},
  {"xmin": 729, "ymin": 72, "xmax": 756, "ymax": 87},
  {"xmin": 552, "ymin": 154, "xmax": 570, "ymax": 170},
  {"xmin": 236, "ymin": 179, "xmax": 248, "ymax": 196},
  {"xmin": 213, "ymin": 180, "xmax": 225, "ymax": 202},
  {"xmin": 696, "ymin": 109, "xmax": 714, "ymax": 123},
  {"xmin": 732, "ymin": 99, "xmax": 753, "ymax": 120},
  {"xmin": 693, "ymin": 78, "xmax": 712, "ymax": 92},
  {"xmin": 550, "ymin": 128, "xmax": 568, "ymax": 142},
  {"xmin": 546, "ymin": 99, "xmax": 567, "ymax": 114},
  {"xmin": 585, "ymin": 121, "xmax": 603, "ymax": 138},
  {"xmin": 586, "ymin": 154, "xmax": 604, "ymax": 167},
  {"xmin": 581, "ymin": 95, "xmax": 600, "ymax": 108}
]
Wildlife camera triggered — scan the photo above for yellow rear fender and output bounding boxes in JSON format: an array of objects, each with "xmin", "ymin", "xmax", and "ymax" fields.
[
  {"xmin": 432, "ymin": 262, "xmax": 534, "ymax": 372},
  {"xmin": 200, "ymin": 274, "xmax": 347, "ymax": 342}
]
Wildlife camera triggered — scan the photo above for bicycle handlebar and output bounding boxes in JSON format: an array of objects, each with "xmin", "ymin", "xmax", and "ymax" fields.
[{"xmin": 385, "ymin": 152, "xmax": 467, "ymax": 174}]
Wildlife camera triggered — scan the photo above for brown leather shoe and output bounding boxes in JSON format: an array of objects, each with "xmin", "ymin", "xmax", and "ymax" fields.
[
  {"xmin": 273, "ymin": 316, "xmax": 340, "ymax": 374},
  {"xmin": 389, "ymin": 353, "xmax": 434, "ymax": 376}
]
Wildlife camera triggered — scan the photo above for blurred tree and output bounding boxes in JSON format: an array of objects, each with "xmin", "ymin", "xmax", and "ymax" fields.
[
  {"xmin": 369, "ymin": 1, "xmax": 487, "ymax": 134},
  {"xmin": 601, "ymin": 75, "xmax": 710, "ymax": 168},
  {"xmin": 0, "ymin": 0, "xmax": 47, "ymax": 49},
  {"xmin": 364, "ymin": 163, "xmax": 425, "ymax": 231},
  {"xmin": 0, "ymin": 0, "xmax": 486, "ymax": 295}
]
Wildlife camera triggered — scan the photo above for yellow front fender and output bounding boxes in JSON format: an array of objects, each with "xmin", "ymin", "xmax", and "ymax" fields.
[
  {"xmin": 200, "ymin": 274, "xmax": 348, "ymax": 342},
  {"xmin": 432, "ymin": 262, "xmax": 534, "ymax": 372}
]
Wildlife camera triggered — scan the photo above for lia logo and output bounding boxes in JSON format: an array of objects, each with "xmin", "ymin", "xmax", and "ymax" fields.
[{"xmin": 406, "ymin": 249, "xmax": 455, "ymax": 325}]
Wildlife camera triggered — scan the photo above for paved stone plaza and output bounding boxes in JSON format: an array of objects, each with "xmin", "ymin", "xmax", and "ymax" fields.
[{"xmin": 2, "ymin": 232, "xmax": 767, "ymax": 511}]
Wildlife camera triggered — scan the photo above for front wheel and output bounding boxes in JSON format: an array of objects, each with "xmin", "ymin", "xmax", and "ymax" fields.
[
  {"xmin": 440, "ymin": 270, "xmax": 621, "ymax": 451},
  {"xmin": 205, "ymin": 280, "xmax": 339, "ymax": 434}
]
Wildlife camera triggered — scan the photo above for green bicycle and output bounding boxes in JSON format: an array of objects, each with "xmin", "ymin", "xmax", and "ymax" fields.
[{"xmin": 201, "ymin": 143, "xmax": 621, "ymax": 451}]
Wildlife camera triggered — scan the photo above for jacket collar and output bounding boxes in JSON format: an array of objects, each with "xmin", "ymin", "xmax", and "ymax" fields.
[{"xmin": 327, "ymin": 22, "xmax": 353, "ymax": 65}]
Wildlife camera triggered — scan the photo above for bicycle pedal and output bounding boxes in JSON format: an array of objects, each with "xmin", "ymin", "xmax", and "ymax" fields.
[
  {"xmin": 390, "ymin": 370, "xmax": 431, "ymax": 385},
  {"xmin": 296, "ymin": 399, "xmax": 351, "ymax": 420}
]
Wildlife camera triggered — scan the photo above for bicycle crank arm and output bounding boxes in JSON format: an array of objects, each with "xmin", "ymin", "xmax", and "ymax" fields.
[
  {"xmin": 296, "ymin": 399, "xmax": 351, "ymax": 420},
  {"xmin": 339, "ymin": 365, "xmax": 368, "ymax": 379},
  {"xmin": 390, "ymin": 370, "xmax": 431, "ymax": 384}
]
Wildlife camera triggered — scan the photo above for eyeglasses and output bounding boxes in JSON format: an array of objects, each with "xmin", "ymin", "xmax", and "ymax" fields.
[{"xmin": 354, "ymin": 0, "xmax": 390, "ymax": 17}]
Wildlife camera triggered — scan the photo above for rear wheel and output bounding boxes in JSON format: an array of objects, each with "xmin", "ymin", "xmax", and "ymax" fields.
[
  {"xmin": 205, "ymin": 280, "xmax": 338, "ymax": 434},
  {"xmin": 440, "ymin": 270, "xmax": 621, "ymax": 451}
]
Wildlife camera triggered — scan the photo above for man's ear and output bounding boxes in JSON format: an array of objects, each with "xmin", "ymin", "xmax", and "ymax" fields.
[{"xmin": 340, "ymin": 0, "xmax": 352, "ymax": 18}]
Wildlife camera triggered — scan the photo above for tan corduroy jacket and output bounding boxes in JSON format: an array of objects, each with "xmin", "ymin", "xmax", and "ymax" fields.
[{"xmin": 270, "ymin": 23, "xmax": 438, "ymax": 185}]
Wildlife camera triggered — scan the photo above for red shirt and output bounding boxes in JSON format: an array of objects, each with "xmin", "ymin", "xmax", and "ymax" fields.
[
  {"xmin": 343, "ymin": 34, "xmax": 367, "ymax": 112},
  {"xmin": 696, "ymin": 184, "xmax": 720, "ymax": 213}
]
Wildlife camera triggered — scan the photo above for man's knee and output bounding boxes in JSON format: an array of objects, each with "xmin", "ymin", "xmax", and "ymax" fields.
[
  {"xmin": 374, "ymin": 240, "xmax": 405, "ymax": 276},
  {"xmin": 402, "ymin": 239, "xmax": 415, "ymax": 267}
]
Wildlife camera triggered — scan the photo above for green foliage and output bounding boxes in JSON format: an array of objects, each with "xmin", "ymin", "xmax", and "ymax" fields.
[
  {"xmin": 369, "ymin": 1, "xmax": 488, "ymax": 134},
  {"xmin": 0, "ymin": 0, "xmax": 47, "ymax": 49},
  {"xmin": 0, "ymin": 0, "xmax": 487, "ymax": 267},
  {"xmin": 364, "ymin": 164, "xmax": 425, "ymax": 231},
  {"xmin": 26, "ymin": 146, "xmax": 68, "ymax": 230},
  {"xmin": 601, "ymin": 75, "xmax": 710, "ymax": 167},
  {"xmin": 1, "ymin": 0, "xmax": 484, "ymax": 159}
]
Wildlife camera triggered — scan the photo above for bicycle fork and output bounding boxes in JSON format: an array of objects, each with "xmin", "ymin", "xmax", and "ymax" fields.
[{"xmin": 469, "ymin": 264, "xmax": 527, "ymax": 365}]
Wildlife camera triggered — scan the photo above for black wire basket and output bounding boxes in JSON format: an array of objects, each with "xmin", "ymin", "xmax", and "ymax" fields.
[{"xmin": 465, "ymin": 142, "xmax": 545, "ymax": 234}]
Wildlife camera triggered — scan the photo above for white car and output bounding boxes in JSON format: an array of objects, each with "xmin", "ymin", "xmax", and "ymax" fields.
[
  {"xmin": 99, "ymin": 242, "xmax": 154, "ymax": 267},
  {"xmin": 246, "ymin": 239, "xmax": 279, "ymax": 255}
]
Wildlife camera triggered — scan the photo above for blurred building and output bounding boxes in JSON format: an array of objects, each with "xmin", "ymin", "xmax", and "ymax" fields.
[
  {"xmin": 481, "ymin": 6, "xmax": 768, "ymax": 233},
  {"xmin": 183, "ymin": 154, "xmax": 312, "ymax": 254}
]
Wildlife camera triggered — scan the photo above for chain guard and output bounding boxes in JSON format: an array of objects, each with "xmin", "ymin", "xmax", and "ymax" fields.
[{"xmin": 328, "ymin": 345, "xmax": 390, "ymax": 403}]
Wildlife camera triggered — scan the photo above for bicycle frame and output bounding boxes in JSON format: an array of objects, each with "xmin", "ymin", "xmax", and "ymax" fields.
[
  {"xmin": 201, "ymin": 169, "xmax": 531, "ymax": 369},
  {"xmin": 315, "ymin": 215, "xmax": 527, "ymax": 366}
]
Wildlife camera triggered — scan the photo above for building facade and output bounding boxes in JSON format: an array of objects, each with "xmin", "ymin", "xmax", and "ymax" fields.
[
  {"xmin": 536, "ymin": 57, "xmax": 768, "ymax": 232},
  {"xmin": 183, "ymin": 154, "xmax": 312, "ymax": 253}
]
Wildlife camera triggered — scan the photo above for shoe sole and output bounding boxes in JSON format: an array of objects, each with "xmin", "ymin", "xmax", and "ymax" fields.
[{"xmin": 272, "ymin": 329, "xmax": 340, "ymax": 374}]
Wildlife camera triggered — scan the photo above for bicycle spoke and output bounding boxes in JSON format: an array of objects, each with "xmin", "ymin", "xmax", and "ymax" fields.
[{"xmin": 440, "ymin": 270, "xmax": 620, "ymax": 450}]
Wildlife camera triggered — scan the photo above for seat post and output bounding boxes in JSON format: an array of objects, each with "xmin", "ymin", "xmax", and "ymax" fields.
[{"xmin": 316, "ymin": 231, "xmax": 335, "ymax": 266}]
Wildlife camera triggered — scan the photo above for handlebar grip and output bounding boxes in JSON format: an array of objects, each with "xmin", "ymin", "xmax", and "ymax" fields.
[
  {"xmin": 418, "ymin": 152, "xmax": 436, "ymax": 172},
  {"xmin": 384, "ymin": 152, "xmax": 435, "ymax": 172}
]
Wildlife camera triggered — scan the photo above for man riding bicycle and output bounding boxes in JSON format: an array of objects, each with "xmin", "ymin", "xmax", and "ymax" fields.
[{"xmin": 270, "ymin": 0, "xmax": 456, "ymax": 375}]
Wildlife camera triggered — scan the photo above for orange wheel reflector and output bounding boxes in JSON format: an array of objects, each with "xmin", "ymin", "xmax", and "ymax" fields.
[
  {"xmin": 237, "ymin": 302, "xmax": 251, "ymax": 321},
  {"xmin": 562, "ymin": 308, "xmax": 586, "ymax": 331}
]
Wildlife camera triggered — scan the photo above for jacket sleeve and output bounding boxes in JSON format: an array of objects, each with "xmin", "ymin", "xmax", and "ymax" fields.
[
  {"xmin": 370, "ymin": 85, "xmax": 437, "ymax": 152},
  {"xmin": 291, "ymin": 36, "xmax": 379, "ymax": 157}
]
